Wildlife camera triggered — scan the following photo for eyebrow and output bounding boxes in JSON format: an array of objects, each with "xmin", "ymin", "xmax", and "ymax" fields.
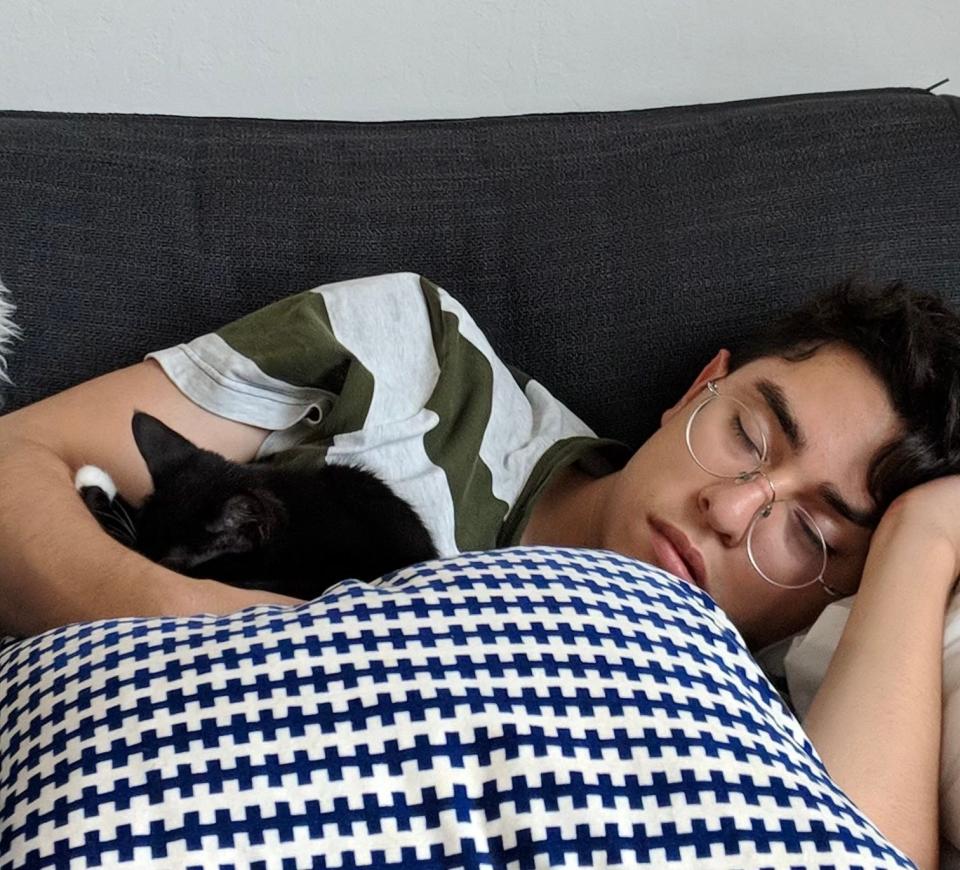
[
  {"xmin": 819, "ymin": 483, "xmax": 878, "ymax": 529},
  {"xmin": 752, "ymin": 378, "xmax": 877, "ymax": 530},
  {"xmin": 755, "ymin": 379, "xmax": 806, "ymax": 451}
]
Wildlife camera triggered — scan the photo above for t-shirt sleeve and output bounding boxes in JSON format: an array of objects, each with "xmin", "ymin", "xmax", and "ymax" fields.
[{"xmin": 144, "ymin": 272, "xmax": 443, "ymax": 436}]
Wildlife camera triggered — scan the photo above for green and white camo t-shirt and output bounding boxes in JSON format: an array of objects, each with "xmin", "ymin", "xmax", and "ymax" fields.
[{"xmin": 144, "ymin": 272, "xmax": 632, "ymax": 557}]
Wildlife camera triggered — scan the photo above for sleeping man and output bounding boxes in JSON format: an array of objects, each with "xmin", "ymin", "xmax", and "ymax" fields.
[{"xmin": 0, "ymin": 271, "xmax": 957, "ymax": 866}]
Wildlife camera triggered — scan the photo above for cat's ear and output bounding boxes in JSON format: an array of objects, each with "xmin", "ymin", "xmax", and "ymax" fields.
[
  {"xmin": 205, "ymin": 489, "xmax": 284, "ymax": 551},
  {"xmin": 131, "ymin": 411, "xmax": 201, "ymax": 482}
]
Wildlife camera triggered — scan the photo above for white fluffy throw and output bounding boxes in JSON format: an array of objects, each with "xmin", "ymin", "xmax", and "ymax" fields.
[{"xmin": 0, "ymin": 273, "xmax": 22, "ymax": 389}]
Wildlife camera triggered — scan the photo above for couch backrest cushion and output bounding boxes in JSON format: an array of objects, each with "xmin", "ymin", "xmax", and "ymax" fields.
[{"xmin": 0, "ymin": 87, "xmax": 958, "ymax": 445}]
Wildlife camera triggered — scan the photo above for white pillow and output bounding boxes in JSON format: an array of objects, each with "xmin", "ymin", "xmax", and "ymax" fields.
[{"xmin": 784, "ymin": 589, "xmax": 960, "ymax": 850}]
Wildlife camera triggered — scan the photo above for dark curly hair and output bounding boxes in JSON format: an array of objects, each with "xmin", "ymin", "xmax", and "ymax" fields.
[{"xmin": 728, "ymin": 274, "xmax": 960, "ymax": 521}]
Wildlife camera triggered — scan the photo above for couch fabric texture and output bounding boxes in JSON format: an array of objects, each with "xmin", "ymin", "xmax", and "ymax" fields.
[{"xmin": 0, "ymin": 87, "xmax": 958, "ymax": 445}]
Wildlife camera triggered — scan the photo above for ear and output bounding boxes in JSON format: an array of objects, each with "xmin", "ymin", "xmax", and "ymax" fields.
[
  {"xmin": 131, "ymin": 411, "xmax": 201, "ymax": 483},
  {"xmin": 660, "ymin": 349, "xmax": 731, "ymax": 427}
]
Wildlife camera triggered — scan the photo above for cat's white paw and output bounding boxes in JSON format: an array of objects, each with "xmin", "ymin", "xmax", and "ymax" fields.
[{"xmin": 74, "ymin": 465, "xmax": 117, "ymax": 500}]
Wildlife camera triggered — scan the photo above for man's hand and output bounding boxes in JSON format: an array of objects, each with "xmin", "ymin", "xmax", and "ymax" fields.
[{"xmin": 870, "ymin": 474, "xmax": 960, "ymax": 599}]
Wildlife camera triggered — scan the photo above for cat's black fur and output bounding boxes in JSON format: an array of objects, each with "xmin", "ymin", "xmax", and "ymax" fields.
[{"xmin": 77, "ymin": 411, "xmax": 438, "ymax": 599}]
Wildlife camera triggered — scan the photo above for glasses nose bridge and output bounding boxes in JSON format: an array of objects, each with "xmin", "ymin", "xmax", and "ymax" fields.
[
  {"xmin": 739, "ymin": 467, "xmax": 777, "ymax": 509},
  {"xmin": 709, "ymin": 471, "xmax": 773, "ymax": 535}
]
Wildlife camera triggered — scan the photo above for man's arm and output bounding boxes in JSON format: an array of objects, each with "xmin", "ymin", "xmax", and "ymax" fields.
[
  {"xmin": 0, "ymin": 359, "xmax": 305, "ymax": 637},
  {"xmin": 801, "ymin": 480, "xmax": 960, "ymax": 870}
]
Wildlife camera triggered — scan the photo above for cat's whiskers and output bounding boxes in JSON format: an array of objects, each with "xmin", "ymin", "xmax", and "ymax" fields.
[
  {"xmin": 110, "ymin": 499, "xmax": 139, "ymax": 543},
  {"xmin": 90, "ymin": 506, "xmax": 136, "ymax": 545}
]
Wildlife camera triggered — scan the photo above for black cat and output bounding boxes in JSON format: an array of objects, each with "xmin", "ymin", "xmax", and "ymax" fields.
[{"xmin": 75, "ymin": 411, "xmax": 438, "ymax": 599}]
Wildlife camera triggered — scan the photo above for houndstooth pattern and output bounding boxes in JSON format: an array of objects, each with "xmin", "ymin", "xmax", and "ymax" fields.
[{"xmin": 0, "ymin": 547, "xmax": 912, "ymax": 869}]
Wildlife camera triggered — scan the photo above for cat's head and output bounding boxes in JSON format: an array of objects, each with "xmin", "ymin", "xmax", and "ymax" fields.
[{"xmin": 131, "ymin": 411, "xmax": 286, "ymax": 577}]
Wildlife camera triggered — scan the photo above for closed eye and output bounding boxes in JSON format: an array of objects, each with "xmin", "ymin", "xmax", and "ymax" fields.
[
  {"xmin": 732, "ymin": 416, "xmax": 762, "ymax": 459},
  {"xmin": 797, "ymin": 509, "xmax": 840, "ymax": 558}
]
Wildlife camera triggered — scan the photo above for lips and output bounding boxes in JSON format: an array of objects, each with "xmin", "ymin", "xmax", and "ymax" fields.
[{"xmin": 648, "ymin": 518, "xmax": 708, "ymax": 590}]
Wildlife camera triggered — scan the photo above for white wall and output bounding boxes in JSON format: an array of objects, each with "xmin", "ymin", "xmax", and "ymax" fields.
[{"xmin": 0, "ymin": 0, "xmax": 956, "ymax": 120}]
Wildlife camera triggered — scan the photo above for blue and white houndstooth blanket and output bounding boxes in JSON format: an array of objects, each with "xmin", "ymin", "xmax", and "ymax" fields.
[{"xmin": 0, "ymin": 547, "xmax": 911, "ymax": 869}]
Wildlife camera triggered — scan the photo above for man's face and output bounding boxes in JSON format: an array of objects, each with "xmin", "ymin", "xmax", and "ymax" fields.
[{"xmin": 597, "ymin": 343, "xmax": 902, "ymax": 649}]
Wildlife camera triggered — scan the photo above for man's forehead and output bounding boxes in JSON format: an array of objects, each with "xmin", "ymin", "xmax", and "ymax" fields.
[{"xmin": 734, "ymin": 345, "xmax": 896, "ymax": 417}]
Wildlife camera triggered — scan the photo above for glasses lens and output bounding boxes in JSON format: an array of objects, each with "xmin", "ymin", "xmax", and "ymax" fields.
[
  {"xmin": 747, "ymin": 501, "xmax": 827, "ymax": 588},
  {"xmin": 688, "ymin": 392, "xmax": 829, "ymax": 590},
  {"xmin": 688, "ymin": 395, "xmax": 766, "ymax": 477}
]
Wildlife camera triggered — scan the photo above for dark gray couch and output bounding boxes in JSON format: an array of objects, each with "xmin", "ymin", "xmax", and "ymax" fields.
[{"xmin": 0, "ymin": 86, "xmax": 958, "ymax": 447}]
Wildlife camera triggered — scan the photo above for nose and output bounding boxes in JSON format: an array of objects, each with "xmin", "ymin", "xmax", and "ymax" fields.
[{"xmin": 697, "ymin": 474, "xmax": 772, "ymax": 547}]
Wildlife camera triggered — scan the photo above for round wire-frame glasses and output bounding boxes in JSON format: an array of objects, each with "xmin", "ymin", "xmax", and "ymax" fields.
[{"xmin": 684, "ymin": 380, "xmax": 844, "ymax": 597}]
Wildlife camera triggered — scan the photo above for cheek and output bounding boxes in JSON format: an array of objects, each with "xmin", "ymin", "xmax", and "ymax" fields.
[
  {"xmin": 717, "ymin": 578, "xmax": 832, "ymax": 646},
  {"xmin": 621, "ymin": 428, "xmax": 691, "ymax": 498},
  {"xmin": 601, "ymin": 455, "xmax": 676, "ymax": 552},
  {"xmin": 826, "ymin": 544, "xmax": 871, "ymax": 594}
]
